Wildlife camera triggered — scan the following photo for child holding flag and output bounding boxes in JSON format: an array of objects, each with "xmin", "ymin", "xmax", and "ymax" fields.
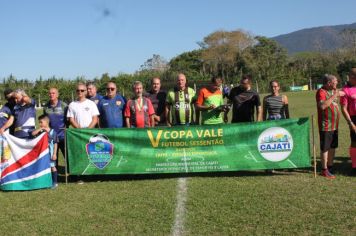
[{"xmin": 32, "ymin": 114, "xmax": 58, "ymax": 188}]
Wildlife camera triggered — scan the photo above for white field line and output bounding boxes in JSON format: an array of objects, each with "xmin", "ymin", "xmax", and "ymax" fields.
[
  {"xmin": 171, "ymin": 177, "xmax": 188, "ymax": 236},
  {"xmin": 248, "ymin": 151, "xmax": 259, "ymax": 163},
  {"xmin": 116, "ymin": 155, "xmax": 124, "ymax": 167},
  {"xmin": 81, "ymin": 163, "xmax": 92, "ymax": 175},
  {"xmin": 287, "ymin": 159, "xmax": 298, "ymax": 168},
  {"xmin": 183, "ymin": 148, "xmax": 188, "ymax": 173}
]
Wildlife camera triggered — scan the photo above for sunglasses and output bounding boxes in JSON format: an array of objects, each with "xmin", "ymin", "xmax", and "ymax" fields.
[
  {"xmin": 76, "ymin": 89, "xmax": 86, "ymax": 93},
  {"xmin": 106, "ymin": 87, "xmax": 116, "ymax": 91}
]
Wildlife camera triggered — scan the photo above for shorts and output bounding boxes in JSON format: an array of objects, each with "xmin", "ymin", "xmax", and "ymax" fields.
[
  {"xmin": 267, "ymin": 114, "xmax": 283, "ymax": 120},
  {"xmin": 350, "ymin": 116, "xmax": 356, "ymax": 142},
  {"xmin": 319, "ymin": 130, "xmax": 338, "ymax": 152}
]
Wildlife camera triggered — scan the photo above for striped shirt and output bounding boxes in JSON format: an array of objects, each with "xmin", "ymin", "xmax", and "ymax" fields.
[
  {"xmin": 316, "ymin": 88, "xmax": 339, "ymax": 131},
  {"xmin": 264, "ymin": 95, "xmax": 285, "ymax": 119},
  {"xmin": 166, "ymin": 87, "xmax": 196, "ymax": 125}
]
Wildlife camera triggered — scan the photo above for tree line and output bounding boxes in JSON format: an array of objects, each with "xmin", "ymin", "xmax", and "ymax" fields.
[{"xmin": 2, "ymin": 29, "xmax": 356, "ymax": 105}]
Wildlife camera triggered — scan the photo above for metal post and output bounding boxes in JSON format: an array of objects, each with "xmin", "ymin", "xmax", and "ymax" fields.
[
  {"xmin": 64, "ymin": 129, "xmax": 68, "ymax": 184},
  {"xmin": 311, "ymin": 115, "xmax": 317, "ymax": 178}
]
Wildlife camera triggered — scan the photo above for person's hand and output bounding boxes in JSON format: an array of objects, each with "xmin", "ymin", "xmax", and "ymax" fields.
[
  {"xmin": 0, "ymin": 127, "xmax": 5, "ymax": 134},
  {"xmin": 52, "ymin": 154, "xmax": 57, "ymax": 161},
  {"xmin": 337, "ymin": 90, "xmax": 345, "ymax": 97},
  {"xmin": 223, "ymin": 114, "xmax": 228, "ymax": 123},
  {"xmin": 349, "ymin": 122, "xmax": 356, "ymax": 133},
  {"xmin": 154, "ymin": 115, "xmax": 161, "ymax": 122},
  {"xmin": 333, "ymin": 89, "xmax": 345, "ymax": 97},
  {"xmin": 208, "ymin": 104, "xmax": 216, "ymax": 110}
]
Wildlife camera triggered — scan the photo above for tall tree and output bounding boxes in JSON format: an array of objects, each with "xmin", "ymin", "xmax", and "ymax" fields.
[
  {"xmin": 140, "ymin": 54, "xmax": 168, "ymax": 72},
  {"xmin": 248, "ymin": 36, "xmax": 288, "ymax": 81},
  {"xmin": 198, "ymin": 30, "xmax": 255, "ymax": 79}
]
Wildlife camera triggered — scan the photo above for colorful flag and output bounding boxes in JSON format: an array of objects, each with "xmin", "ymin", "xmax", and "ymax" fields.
[{"xmin": 0, "ymin": 132, "xmax": 52, "ymax": 191}]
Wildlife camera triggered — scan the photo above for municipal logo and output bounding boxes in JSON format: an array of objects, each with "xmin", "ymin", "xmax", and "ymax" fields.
[
  {"xmin": 86, "ymin": 134, "xmax": 114, "ymax": 169},
  {"xmin": 257, "ymin": 127, "xmax": 293, "ymax": 162}
]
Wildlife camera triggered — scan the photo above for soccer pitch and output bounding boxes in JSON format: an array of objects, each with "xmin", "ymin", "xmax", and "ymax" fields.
[{"xmin": 0, "ymin": 91, "xmax": 355, "ymax": 235}]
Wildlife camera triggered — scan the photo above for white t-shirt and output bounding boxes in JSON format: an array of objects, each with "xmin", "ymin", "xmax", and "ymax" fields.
[{"xmin": 67, "ymin": 99, "xmax": 100, "ymax": 128}]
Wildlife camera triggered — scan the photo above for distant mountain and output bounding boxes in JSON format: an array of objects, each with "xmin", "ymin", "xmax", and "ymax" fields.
[{"xmin": 272, "ymin": 22, "xmax": 356, "ymax": 54}]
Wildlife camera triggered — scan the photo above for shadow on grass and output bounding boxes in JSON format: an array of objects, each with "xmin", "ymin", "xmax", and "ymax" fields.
[
  {"xmin": 56, "ymin": 156, "xmax": 353, "ymax": 184},
  {"xmin": 332, "ymin": 156, "xmax": 353, "ymax": 176},
  {"xmin": 57, "ymin": 167, "xmax": 315, "ymax": 183}
]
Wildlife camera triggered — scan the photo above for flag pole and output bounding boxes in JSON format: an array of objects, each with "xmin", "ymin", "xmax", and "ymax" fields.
[
  {"xmin": 64, "ymin": 128, "xmax": 68, "ymax": 184},
  {"xmin": 311, "ymin": 115, "xmax": 317, "ymax": 178}
]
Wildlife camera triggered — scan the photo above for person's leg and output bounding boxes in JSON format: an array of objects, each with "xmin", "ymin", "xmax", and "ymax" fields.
[
  {"xmin": 348, "ymin": 116, "xmax": 356, "ymax": 170},
  {"xmin": 57, "ymin": 139, "xmax": 67, "ymax": 177},
  {"xmin": 327, "ymin": 148, "xmax": 335, "ymax": 171},
  {"xmin": 349, "ymin": 117, "xmax": 356, "ymax": 169},
  {"xmin": 349, "ymin": 140, "xmax": 356, "ymax": 169},
  {"xmin": 321, "ymin": 151, "xmax": 329, "ymax": 170},
  {"xmin": 319, "ymin": 131, "xmax": 335, "ymax": 178},
  {"xmin": 51, "ymin": 165, "xmax": 58, "ymax": 188}
]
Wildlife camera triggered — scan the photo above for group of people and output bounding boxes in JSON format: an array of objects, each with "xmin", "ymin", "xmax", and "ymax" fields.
[
  {"xmin": 0, "ymin": 69, "xmax": 354, "ymax": 186},
  {"xmin": 316, "ymin": 69, "xmax": 356, "ymax": 179}
]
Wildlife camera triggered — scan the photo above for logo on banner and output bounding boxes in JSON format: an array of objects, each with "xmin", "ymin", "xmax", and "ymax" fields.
[
  {"xmin": 86, "ymin": 134, "xmax": 114, "ymax": 169},
  {"xmin": 257, "ymin": 127, "xmax": 293, "ymax": 162}
]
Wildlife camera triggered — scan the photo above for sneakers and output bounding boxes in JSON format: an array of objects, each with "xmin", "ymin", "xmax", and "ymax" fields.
[
  {"xmin": 320, "ymin": 169, "xmax": 336, "ymax": 179},
  {"xmin": 265, "ymin": 169, "xmax": 275, "ymax": 174},
  {"xmin": 51, "ymin": 183, "xmax": 58, "ymax": 189}
]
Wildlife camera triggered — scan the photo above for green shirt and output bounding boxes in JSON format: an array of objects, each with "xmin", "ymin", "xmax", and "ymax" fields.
[
  {"xmin": 167, "ymin": 87, "xmax": 196, "ymax": 125},
  {"xmin": 196, "ymin": 87, "xmax": 224, "ymax": 124}
]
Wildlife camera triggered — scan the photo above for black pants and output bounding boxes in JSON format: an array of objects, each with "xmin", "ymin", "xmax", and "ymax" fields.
[{"xmin": 56, "ymin": 138, "xmax": 66, "ymax": 166}]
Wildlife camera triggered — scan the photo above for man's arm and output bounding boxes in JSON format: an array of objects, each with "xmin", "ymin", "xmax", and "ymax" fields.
[
  {"xmin": 0, "ymin": 116, "xmax": 14, "ymax": 134},
  {"xmin": 165, "ymin": 103, "xmax": 171, "ymax": 127},
  {"xmin": 262, "ymin": 97, "xmax": 267, "ymax": 121},
  {"xmin": 125, "ymin": 117, "xmax": 131, "ymax": 128},
  {"xmin": 31, "ymin": 127, "xmax": 44, "ymax": 137},
  {"xmin": 341, "ymin": 104, "xmax": 356, "ymax": 133},
  {"xmin": 318, "ymin": 90, "xmax": 344, "ymax": 110},
  {"xmin": 52, "ymin": 143, "xmax": 58, "ymax": 161},
  {"xmin": 22, "ymin": 96, "xmax": 33, "ymax": 105},
  {"xmin": 256, "ymin": 106, "xmax": 262, "ymax": 122},
  {"xmin": 283, "ymin": 95, "xmax": 290, "ymax": 119},
  {"xmin": 190, "ymin": 103, "xmax": 196, "ymax": 124},
  {"xmin": 88, "ymin": 116, "xmax": 98, "ymax": 128},
  {"xmin": 150, "ymin": 115, "xmax": 155, "ymax": 127},
  {"xmin": 69, "ymin": 117, "xmax": 80, "ymax": 128}
]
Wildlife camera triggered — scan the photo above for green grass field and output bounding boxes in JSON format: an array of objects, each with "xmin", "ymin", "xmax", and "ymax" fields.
[{"xmin": 0, "ymin": 91, "xmax": 355, "ymax": 235}]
